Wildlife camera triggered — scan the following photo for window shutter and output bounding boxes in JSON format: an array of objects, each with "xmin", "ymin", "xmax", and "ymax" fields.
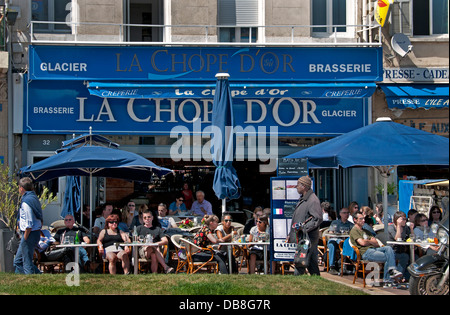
[
  {"xmin": 236, "ymin": 0, "xmax": 258, "ymax": 25},
  {"xmin": 391, "ymin": 1, "xmax": 412, "ymax": 35},
  {"xmin": 218, "ymin": 0, "xmax": 237, "ymax": 25},
  {"xmin": 218, "ymin": 0, "xmax": 258, "ymax": 26}
]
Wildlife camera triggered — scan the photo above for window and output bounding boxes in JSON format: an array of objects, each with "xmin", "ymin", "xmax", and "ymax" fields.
[
  {"xmin": 391, "ymin": 0, "xmax": 449, "ymax": 36},
  {"xmin": 218, "ymin": 0, "xmax": 259, "ymax": 43},
  {"xmin": 312, "ymin": 0, "xmax": 347, "ymax": 34},
  {"xmin": 124, "ymin": 0, "xmax": 164, "ymax": 42},
  {"xmin": 31, "ymin": 0, "xmax": 72, "ymax": 33}
]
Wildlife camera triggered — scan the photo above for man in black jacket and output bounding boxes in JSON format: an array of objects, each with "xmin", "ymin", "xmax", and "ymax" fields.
[{"xmin": 288, "ymin": 176, "xmax": 323, "ymax": 276}]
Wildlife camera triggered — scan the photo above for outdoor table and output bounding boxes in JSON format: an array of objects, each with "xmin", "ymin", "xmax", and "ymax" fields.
[
  {"xmin": 56, "ymin": 243, "xmax": 98, "ymax": 271},
  {"xmin": 323, "ymin": 232, "xmax": 349, "ymax": 240},
  {"xmin": 119, "ymin": 242, "xmax": 159, "ymax": 275},
  {"xmin": 218, "ymin": 241, "xmax": 270, "ymax": 274},
  {"xmin": 386, "ymin": 240, "xmax": 439, "ymax": 263}
]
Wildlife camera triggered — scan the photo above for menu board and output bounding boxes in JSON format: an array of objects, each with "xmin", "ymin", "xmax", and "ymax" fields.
[
  {"xmin": 277, "ymin": 158, "xmax": 308, "ymax": 177},
  {"xmin": 270, "ymin": 177, "xmax": 308, "ymax": 263}
]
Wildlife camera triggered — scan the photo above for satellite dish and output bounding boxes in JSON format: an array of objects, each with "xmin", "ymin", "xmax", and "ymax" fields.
[{"xmin": 391, "ymin": 33, "xmax": 413, "ymax": 57}]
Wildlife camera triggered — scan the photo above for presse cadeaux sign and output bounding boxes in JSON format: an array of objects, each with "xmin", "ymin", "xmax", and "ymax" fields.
[{"xmin": 26, "ymin": 46, "xmax": 382, "ymax": 136}]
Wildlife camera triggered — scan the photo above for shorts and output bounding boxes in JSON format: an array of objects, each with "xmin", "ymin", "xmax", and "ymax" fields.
[
  {"xmin": 139, "ymin": 245, "xmax": 157, "ymax": 258},
  {"xmin": 105, "ymin": 245, "xmax": 124, "ymax": 254}
]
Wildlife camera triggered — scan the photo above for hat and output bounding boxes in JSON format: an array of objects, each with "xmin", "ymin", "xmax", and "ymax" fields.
[{"xmin": 298, "ymin": 176, "xmax": 311, "ymax": 189}]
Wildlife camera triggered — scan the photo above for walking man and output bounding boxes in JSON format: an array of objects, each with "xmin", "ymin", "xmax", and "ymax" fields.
[
  {"xmin": 288, "ymin": 176, "xmax": 323, "ymax": 276},
  {"xmin": 14, "ymin": 177, "xmax": 43, "ymax": 274}
]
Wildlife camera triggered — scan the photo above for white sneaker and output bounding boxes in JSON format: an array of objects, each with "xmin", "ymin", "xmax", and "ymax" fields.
[{"xmin": 389, "ymin": 269, "xmax": 403, "ymax": 280}]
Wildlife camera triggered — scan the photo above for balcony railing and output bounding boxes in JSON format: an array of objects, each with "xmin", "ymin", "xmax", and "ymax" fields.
[{"xmin": 30, "ymin": 21, "xmax": 382, "ymax": 47}]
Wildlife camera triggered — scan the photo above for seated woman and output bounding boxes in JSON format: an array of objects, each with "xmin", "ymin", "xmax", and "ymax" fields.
[
  {"xmin": 413, "ymin": 213, "xmax": 439, "ymax": 255},
  {"xmin": 97, "ymin": 214, "xmax": 131, "ymax": 274},
  {"xmin": 192, "ymin": 214, "xmax": 229, "ymax": 274},
  {"xmin": 168, "ymin": 195, "xmax": 188, "ymax": 216},
  {"xmin": 248, "ymin": 214, "xmax": 271, "ymax": 274},
  {"xmin": 387, "ymin": 211, "xmax": 412, "ymax": 280},
  {"xmin": 215, "ymin": 214, "xmax": 237, "ymax": 243},
  {"xmin": 137, "ymin": 209, "xmax": 174, "ymax": 273}
]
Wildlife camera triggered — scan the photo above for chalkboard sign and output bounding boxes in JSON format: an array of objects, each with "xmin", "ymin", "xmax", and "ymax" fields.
[{"xmin": 277, "ymin": 158, "xmax": 308, "ymax": 177}]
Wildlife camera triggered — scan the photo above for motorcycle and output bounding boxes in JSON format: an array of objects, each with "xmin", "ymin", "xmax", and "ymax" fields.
[{"xmin": 408, "ymin": 216, "xmax": 449, "ymax": 295}]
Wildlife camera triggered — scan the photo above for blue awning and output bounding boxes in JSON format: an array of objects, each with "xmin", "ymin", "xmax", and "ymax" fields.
[
  {"xmin": 87, "ymin": 81, "xmax": 377, "ymax": 99},
  {"xmin": 380, "ymin": 84, "xmax": 449, "ymax": 109}
]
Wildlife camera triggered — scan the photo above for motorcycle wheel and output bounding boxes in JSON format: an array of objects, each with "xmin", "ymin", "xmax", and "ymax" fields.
[{"xmin": 409, "ymin": 275, "xmax": 449, "ymax": 295}]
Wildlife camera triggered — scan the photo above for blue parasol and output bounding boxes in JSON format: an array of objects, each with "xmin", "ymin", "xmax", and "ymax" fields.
[{"xmin": 211, "ymin": 73, "xmax": 241, "ymax": 214}]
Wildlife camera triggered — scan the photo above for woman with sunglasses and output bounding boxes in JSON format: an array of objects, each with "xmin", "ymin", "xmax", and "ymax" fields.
[
  {"xmin": 428, "ymin": 205, "xmax": 442, "ymax": 226},
  {"xmin": 97, "ymin": 214, "xmax": 131, "ymax": 274},
  {"xmin": 414, "ymin": 213, "xmax": 439, "ymax": 255},
  {"xmin": 216, "ymin": 214, "xmax": 237, "ymax": 243},
  {"xmin": 168, "ymin": 195, "xmax": 187, "ymax": 216},
  {"xmin": 248, "ymin": 215, "xmax": 270, "ymax": 274}
]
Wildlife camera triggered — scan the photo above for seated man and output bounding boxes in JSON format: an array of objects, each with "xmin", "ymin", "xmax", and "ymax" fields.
[
  {"xmin": 54, "ymin": 214, "xmax": 91, "ymax": 271},
  {"xmin": 137, "ymin": 209, "xmax": 174, "ymax": 274},
  {"xmin": 190, "ymin": 191, "xmax": 212, "ymax": 216},
  {"xmin": 327, "ymin": 207, "xmax": 353, "ymax": 275},
  {"xmin": 349, "ymin": 212, "xmax": 403, "ymax": 283}
]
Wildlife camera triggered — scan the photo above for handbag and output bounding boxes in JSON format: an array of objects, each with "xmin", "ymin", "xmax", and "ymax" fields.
[
  {"xmin": 6, "ymin": 232, "xmax": 21, "ymax": 255},
  {"xmin": 293, "ymin": 231, "xmax": 312, "ymax": 267},
  {"xmin": 293, "ymin": 216, "xmax": 314, "ymax": 267}
]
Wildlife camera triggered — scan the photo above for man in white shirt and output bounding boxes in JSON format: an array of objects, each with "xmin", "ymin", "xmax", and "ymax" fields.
[{"xmin": 93, "ymin": 203, "xmax": 113, "ymax": 235}]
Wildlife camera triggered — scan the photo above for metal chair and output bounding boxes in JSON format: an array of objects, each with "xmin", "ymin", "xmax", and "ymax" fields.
[
  {"xmin": 34, "ymin": 250, "xmax": 65, "ymax": 273},
  {"xmin": 179, "ymin": 238, "xmax": 218, "ymax": 274},
  {"xmin": 340, "ymin": 238, "xmax": 384, "ymax": 287},
  {"xmin": 138, "ymin": 244, "xmax": 168, "ymax": 273},
  {"xmin": 170, "ymin": 234, "xmax": 188, "ymax": 273}
]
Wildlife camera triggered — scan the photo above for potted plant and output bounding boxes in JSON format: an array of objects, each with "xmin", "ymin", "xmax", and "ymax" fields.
[
  {"xmin": 0, "ymin": 165, "xmax": 20, "ymax": 272},
  {"xmin": 387, "ymin": 182, "xmax": 397, "ymax": 205},
  {"xmin": 0, "ymin": 165, "xmax": 57, "ymax": 272},
  {"xmin": 375, "ymin": 182, "xmax": 397, "ymax": 204},
  {"xmin": 375, "ymin": 183, "xmax": 383, "ymax": 203}
]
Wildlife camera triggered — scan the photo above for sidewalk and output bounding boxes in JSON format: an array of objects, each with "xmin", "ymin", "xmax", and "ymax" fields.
[{"xmin": 319, "ymin": 266, "xmax": 410, "ymax": 295}]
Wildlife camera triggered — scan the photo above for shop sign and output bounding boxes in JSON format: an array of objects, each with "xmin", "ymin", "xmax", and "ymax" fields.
[
  {"xmin": 384, "ymin": 67, "xmax": 449, "ymax": 83},
  {"xmin": 29, "ymin": 45, "xmax": 383, "ymax": 82},
  {"xmin": 394, "ymin": 119, "xmax": 449, "ymax": 137},
  {"xmin": 25, "ymin": 80, "xmax": 369, "ymax": 137}
]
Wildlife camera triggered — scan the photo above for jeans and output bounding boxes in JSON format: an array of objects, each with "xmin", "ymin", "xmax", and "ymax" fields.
[
  {"xmin": 362, "ymin": 246, "xmax": 397, "ymax": 281},
  {"xmin": 327, "ymin": 240, "xmax": 339, "ymax": 267},
  {"xmin": 14, "ymin": 230, "xmax": 41, "ymax": 274}
]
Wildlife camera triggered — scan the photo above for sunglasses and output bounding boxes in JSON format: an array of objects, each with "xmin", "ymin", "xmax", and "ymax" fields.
[
  {"xmin": 109, "ymin": 221, "xmax": 118, "ymax": 225},
  {"xmin": 256, "ymin": 220, "xmax": 265, "ymax": 224},
  {"xmin": 224, "ymin": 219, "xmax": 232, "ymax": 223},
  {"xmin": 128, "ymin": 204, "xmax": 136, "ymax": 207}
]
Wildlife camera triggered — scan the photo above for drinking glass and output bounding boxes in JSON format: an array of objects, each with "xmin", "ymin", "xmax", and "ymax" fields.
[{"xmin": 63, "ymin": 236, "xmax": 70, "ymax": 245}]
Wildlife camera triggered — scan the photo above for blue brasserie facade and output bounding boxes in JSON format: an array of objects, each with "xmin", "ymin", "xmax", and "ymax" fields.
[{"xmin": 21, "ymin": 44, "xmax": 386, "ymax": 221}]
